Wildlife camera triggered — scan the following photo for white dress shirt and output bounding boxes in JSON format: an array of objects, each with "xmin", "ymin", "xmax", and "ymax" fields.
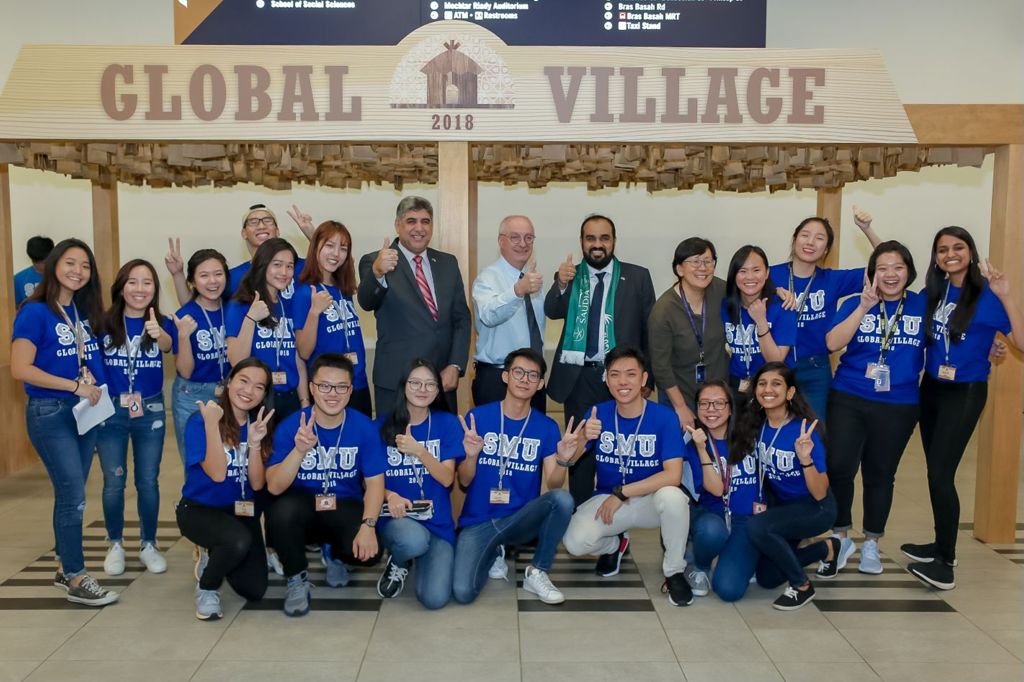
[{"xmin": 472, "ymin": 257, "xmax": 546, "ymax": 364}]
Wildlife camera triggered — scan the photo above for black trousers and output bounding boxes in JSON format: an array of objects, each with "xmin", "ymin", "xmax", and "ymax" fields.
[
  {"xmin": 826, "ymin": 390, "xmax": 919, "ymax": 536},
  {"xmin": 919, "ymin": 374, "xmax": 988, "ymax": 563},
  {"xmin": 266, "ymin": 488, "xmax": 382, "ymax": 576},
  {"xmin": 348, "ymin": 387, "xmax": 373, "ymax": 418},
  {"xmin": 562, "ymin": 365, "xmax": 612, "ymax": 508},
  {"xmin": 176, "ymin": 498, "xmax": 267, "ymax": 600},
  {"xmin": 471, "ymin": 362, "xmax": 547, "ymax": 413},
  {"xmin": 271, "ymin": 388, "xmax": 302, "ymax": 427}
]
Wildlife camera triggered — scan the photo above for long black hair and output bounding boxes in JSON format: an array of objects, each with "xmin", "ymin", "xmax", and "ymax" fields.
[
  {"xmin": 101, "ymin": 259, "xmax": 167, "ymax": 354},
  {"xmin": 233, "ymin": 238, "xmax": 298, "ymax": 329},
  {"xmin": 925, "ymin": 227, "xmax": 984, "ymax": 344},
  {"xmin": 789, "ymin": 216, "xmax": 835, "ymax": 262},
  {"xmin": 24, "ymin": 238, "xmax": 104, "ymax": 330},
  {"xmin": 217, "ymin": 357, "xmax": 275, "ymax": 455},
  {"xmin": 724, "ymin": 245, "xmax": 777, "ymax": 325},
  {"xmin": 729, "ymin": 361, "xmax": 821, "ymax": 464},
  {"xmin": 693, "ymin": 380, "xmax": 737, "ymax": 448},
  {"xmin": 379, "ymin": 358, "xmax": 451, "ymax": 447}
]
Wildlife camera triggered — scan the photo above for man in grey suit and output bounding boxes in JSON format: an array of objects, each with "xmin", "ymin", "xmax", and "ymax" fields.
[
  {"xmin": 358, "ymin": 196, "xmax": 472, "ymax": 413},
  {"xmin": 545, "ymin": 214, "xmax": 656, "ymax": 507}
]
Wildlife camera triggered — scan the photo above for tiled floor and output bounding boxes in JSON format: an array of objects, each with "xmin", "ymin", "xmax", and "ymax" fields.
[{"xmin": 0, "ymin": 421, "xmax": 1022, "ymax": 682}]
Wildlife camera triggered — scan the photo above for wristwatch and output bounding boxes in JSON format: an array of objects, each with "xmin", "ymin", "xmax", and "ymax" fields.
[
  {"xmin": 611, "ymin": 485, "xmax": 628, "ymax": 502},
  {"xmin": 361, "ymin": 517, "xmax": 377, "ymax": 528}
]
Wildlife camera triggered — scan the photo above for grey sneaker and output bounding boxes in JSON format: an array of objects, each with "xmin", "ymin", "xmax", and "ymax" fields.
[
  {"xmin": 488, "ymin": 545, "xmax": 509, "ymax": 581},
  {"xmin": 195, "ymin": 588, "xmax": 222, "ymax": 621},
  {"xmin": 66, "ymin": 575, "xmax": 119, "ymax": 607},
  {"xmin": 684, "ymin": 564, "xmax": 710, "ymax": 597},
  {"xmin": 284, "ymin": 571, "xmax": 311, "ymax": 617},
  {"xmin": 193, "ymin": 546, "xmax": 209, "ymax": 582},
  {"xmin": 858, "ymin": 539, "xmax": 884, "ymax": 575},
  {"xmin": 266, "ymin": 549, "xmax": 285, "ymax": 576},
  {"xmin": 53, "ymin": 570, "xmax": 69, "ymax": 592},
  {"xmin": 321, "ymin": 547, "xmax": 350, "ymax": 588}
]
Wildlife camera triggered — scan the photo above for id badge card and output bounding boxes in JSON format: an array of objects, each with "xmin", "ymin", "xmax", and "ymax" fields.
[
  {"xmin": 121, "ymin": 392, "xmax": 144, "ymax": 418},
  {"xmin": 272, "ymin": 371, "xmax": 288, "ymax": 386},
  {"xmin": 938, "ymin": 364, "xmax": 957, "ymax": 381},
  {"xmin": 343, "ymin": 352, "xmax": 359, "ymax": 366},
  {"xmin": 871, "ymin": 363, "xmax": 891, "ymax": 393},
  {"xmin": 315, "ymin": 494, "xmax": 337, "ymax": 511},
  {"xmin": 213, "ymin": 381, "xmax": 226, "ymax": 398},
  {"xmin": 738, "ymin": 378, "xmax": 751, "ymax": 393},
  {"xmin": 752, "ymin": 501, "xmax": 767, "ymax": 515},
  {"xmin": 234, "ymin": 500, "xmax": 255, "ymax": 517},
  {"xmin": 695, "ymin": 362, "xmax": 707, "ymax": 384},
  {"xmin": 489, "ymin": 488, "xmax": 511, "ymax": 505}
]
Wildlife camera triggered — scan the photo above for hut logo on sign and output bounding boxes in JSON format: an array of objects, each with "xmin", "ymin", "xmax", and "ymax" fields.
[{"xmin": 389, "ymin": 36, "xmax": 516, "ymax": 110}]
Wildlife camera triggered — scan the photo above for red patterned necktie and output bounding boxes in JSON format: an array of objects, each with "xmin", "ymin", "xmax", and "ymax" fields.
[{"xmin": 413, "ymin": 254, "xmax": 439, "ymax": 321}]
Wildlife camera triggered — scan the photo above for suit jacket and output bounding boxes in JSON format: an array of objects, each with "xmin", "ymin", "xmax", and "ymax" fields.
[
  {"xmin": 357, "ymin": 240, "xmax": 472, "ymax": 393},
  {"xmin": 544, "ymin": 259, "xmax": 656, "ymax": 403}
]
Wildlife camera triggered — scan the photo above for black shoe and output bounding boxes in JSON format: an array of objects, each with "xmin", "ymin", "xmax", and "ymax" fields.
[
  {"xmin": 772, "ymin": 583, "xmax": 816, "ymax": 611},
  {"xmin": 594, "ymin": 533, "xmax": 630, "ymax": 577},
  {"xmin": 901, "ymin": 542, "xmax": 958, "ymax": 567},
  {"xmin": 909, "ymin": 560, "xmax": 956, "ymax": 591},
  {"xmin": 376, "ymin": 555, "xmax": 409, "ymax": 599},
  {"xmin": 816, "ymin": 537, "xmax": 843, "ymax": 580},
  {"xmin": 662, "ymin": 571, "xmax": 694, "ymax": 606}
]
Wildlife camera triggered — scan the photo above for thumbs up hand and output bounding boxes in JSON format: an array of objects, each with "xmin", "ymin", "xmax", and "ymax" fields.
[
  {"xmin": 396, "ymin": 423, "xmax": 426, "ymax": 459},
  {"xmin": 247, "ymin": 290, "xmax": 270, "ymax": 323},
  {"xmin": 583, "ymin": 406, "xmax": 602, "ymax": 441},
  {"xmin": 556, "ymin": 253, "xmax": 577, "ymax": 288},
  {"xmin": 373, "ymin": 238, "xmax": 399, "ymax": 279},
  {"xmin": 515, "ymin": 259, "xmax": 544, "ymax": 297},
  {"xmin": 144, "ymin": 308, "xmax": 163, "ymax": 340}
]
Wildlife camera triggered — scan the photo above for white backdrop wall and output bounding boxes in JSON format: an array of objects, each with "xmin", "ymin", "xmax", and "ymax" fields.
[{"xmin": 0, "ymin": 0, "xmax": 1016, "ymax": 351}]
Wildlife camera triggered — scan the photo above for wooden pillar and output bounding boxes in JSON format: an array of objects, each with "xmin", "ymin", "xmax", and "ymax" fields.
[
  {"xmin": 91, "ymin": 179, "xmax": 120, "ymax": 306},
  {"xmin": 816, "ymin": 187, "xmax": 842, "ymax": 269},
  {"xmin": 974, "ymin": 144, "xmax": 1024, "ymax": 543},
  {"xmin": 0, "ymin": 165, "xmax": 15, "ymax": 353}
]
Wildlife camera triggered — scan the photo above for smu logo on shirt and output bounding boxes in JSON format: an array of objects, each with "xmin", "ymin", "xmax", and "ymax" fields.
[
  {"xmin": 807, "ymin": 290, "xmax": 826, "ymax": 312},
  {"xmin": 931, "ymin": 302, "xmax": 967, "ymax": 342},
  {"xmin": 324, "ymin": 298, "xmax": 355, "ymax": 324},
  {"xmin": 196, "ymin": 326, "xmax": 227, "ymax": 353},
  {"xmin": 102, "ymin": 334, "xmax": 161, "ymax": 360},
  {"xmin": 386, "ymin": 439, "xmax": 440, "ymax": 466},
  {"xmin": 857, "ymin": 314, "xmax": 923, "ymax": 341},
  {"xmin": 300, "ymin": 445, "xmax": 358, "ymax": 472},
  {"xmin": 254, "ymin": 317, "xmax": 294, "ymax": 343},
  {"xmin": 760, "ymin": 443, "xmax": 798, "ymax": 478},
  {"xmin": 54, "ymin": 321, "xmax": 100, "ymax": 357},
  {"xmin": 481, "ymin": 432, "xmax": 541, "ymax": 463},
  {"xmin": 597, "ymin": 432, "xmax": 657, "ymax": 457}
]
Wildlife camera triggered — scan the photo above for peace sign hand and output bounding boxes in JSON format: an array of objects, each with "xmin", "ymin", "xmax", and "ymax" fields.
[
  {"xmin": 248, "ymin": 406, "xmax": 276, "ymax": 446},
  {"xmin": 144, "ymin": 308, "xmax": 163, "ymax": 340},
  {"xmin": 859, "ymin": 272, "xmax": 880, "ymax": 311},
  {"xmin": 164, "ymin": 237, "xmax": 184, "ymax": 276},
  {"xmin": 684, "ymin": 424, "xmax": 707, "ymax": 449},
  {"xmin": 286, "ymin": 204, "xmax": 314, "ymax": 234},
  {"xmin": 310, "ymin": 285, "xmax": 333, "ymax": 316},
  {"xmin": 195, "ymin": 399, "xmax": 223, "ymax": 424},
  {"xmin": 294, "ymin": 411, "xmax": 318, "ymax": 453},
  {"xmin": 458, "ymin": 413, "xmax": 484, "ymax": 459},
  {"xmin": 583, "ymin": 406, "xmax": 602, "ymax": 441},
  {"xmin": 795, "ymin": 418, "xmax": 818, "ymax": 464},
  {"xmin": 556, "ymin": 415, "xmax": 587, "ymax": 462},
  {"xmin": 980, "ymin": 259, "xmax": 1010, "ymax": 298}
]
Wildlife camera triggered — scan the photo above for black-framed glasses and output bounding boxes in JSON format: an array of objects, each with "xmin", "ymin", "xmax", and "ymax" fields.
[
  {"xmin": 510, "ymin": 367, "xmax": 542, "ymax": 383},
  {"xmin": 697, "ymin": 399, "xmax": 728, "ymax": 411},
  {"xmin": 407, "ymin": 379, "xmax": 440, "ymax": 393},
  {"xmin": 313, "ymin": 382, "xmax": 351, "ymax": 395},
  {"xmin": 246, "ymin": 216, "xmax": 277, "ymax": 227}
]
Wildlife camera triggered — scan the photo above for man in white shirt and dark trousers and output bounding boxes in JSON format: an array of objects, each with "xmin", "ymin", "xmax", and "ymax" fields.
[{"xmin": 471, "ymin": 215, "xmax": 547, "ymax": 413}]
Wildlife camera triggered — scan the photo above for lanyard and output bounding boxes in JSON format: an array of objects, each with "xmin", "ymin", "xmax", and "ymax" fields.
[
  {"xmin": 756, "ymin": 417, "xmax": 790, "ymax": 503},
  {"xmin": 123, "ymin": 316, "xmax": 142, "ymax": 395},
  {"xmin": 198, "ymin": 301, "xmax": 227, "ymax": 381},
  {"xmin": 497, "ymin": 407, "xmax": 531, "ymax": 491},
  {"xmin": 706, "ymin": 436, "xmax": 731, "ymax": 512},
  {"xmin": 787, "ymin": 265, "xmax": 816, "ymax": 362},
  {"xmin": 321, "ymin": 284, "xmax": 352, "ymax": 353},
  {"xmin": 613, "ymin": 401, "xmax": 648, "ymax": 486},
  {"xmin": 939, "ymin": 281, "xmax": 952, "ymax": 364},
  {"xmin": 679, "ymin": 287, "xmax": 706, "ymax": 362},
  {"xmin": 57, "ymin": 304, "xmax": 86, "ymax": 375},
  {"xmin": 877, "ymin": 294, "xmax": 906, "ymax": 365},
  {"xmin": 313, "ymin": 410, "xmax": 347, "ymax": 495},
  {"xmin": 237, "ymin": 422, "xmax": 250, "ymax": 500},
  {"xmin": 273, "ymin": 298, "xmax": 287, "ymax": 370},
  {"xmin": 410, "ymin": 413, "xmax": 432, "ymax": 499}
]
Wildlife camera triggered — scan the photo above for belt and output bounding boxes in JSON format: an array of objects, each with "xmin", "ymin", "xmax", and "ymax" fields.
[
  {"xmin": 583, "ymin": 360, "xmax": 604, "ymax": 368},
  {"xmin": 474, "ymin": 361, "xmax": 503, "ymax": 369}
]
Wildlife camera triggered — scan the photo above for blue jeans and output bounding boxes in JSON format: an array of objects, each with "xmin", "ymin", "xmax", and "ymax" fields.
[
  {"xmin": 794, "ymin": 355, "xmax": 832, "ymax": 423},
  {"xmin": 171, "ymin": 375, "xmax": 217, "ymax": 466},
  {"xmin": 452, "ymin": 489, "xmax": 573, "ymax": 605},
  {"xmin": 25, "ymin": 397, "xmax": 100, "ymax": 579},
  {"xmin": 746, "ymin": 491, "xmax": 836, "ymax": 588},
  {"xmin": 379, "ymin": 518, "xmax": 454, "ymax": 610},
  {"xmin": 711, "ymin": 515, "xmax": 760, "ymax": 602},
  {"xmin": 690, "ymin": 504, "xmax": 729, "ymax": 572},
  {"xmin": 96, "ymin": 395, "xmax": 166, "ymax": 545}
]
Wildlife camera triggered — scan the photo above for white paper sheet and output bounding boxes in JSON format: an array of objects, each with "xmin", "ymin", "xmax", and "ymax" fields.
[{"xmin": 72, "ymin": 384, "xmax": 115, "ymax": 435}]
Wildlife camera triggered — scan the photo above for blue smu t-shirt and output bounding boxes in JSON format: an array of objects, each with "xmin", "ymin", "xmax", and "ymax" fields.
[
  {"xmin": 591, "ymin": 400, "xmax": 684, "ymax": 495},
  {"xmin": 758, "ymin": 419, "xmax": 826, "ymax": 502},
  {"xmin": 181, "ymin": 412, "xmax": 256, "ymax": 507},
  {"xmin": 376, "ymin": 411, "xmax": 461, "ymax": 545},
  {"xmin": 292, "ymin": 283, "xmax": 369, "ymax": 390},
  {"xmin": 174, "ymin": 300, "xmax": 231, "ymax": 384},
  {"xmin": 101, "ymin": 315, "xmax": 176, "ymax": 398},
  {"xmin": 225, "ymin": 299, "xmax": 300, "ymax": 391},
  {"xmin": 684, "ymin": 437, "xmax": 760, "ymax": 517},
  {"xmin": 722, "ymin": 300, "xmax": 798, "ymax": 379},
  {"xmin": 769, "ymin": 263, "xmax": 864, "ymax": 361},
  {"xmin": 926, "ymin": 282, "xmax": 1011, "ymax": 383},
  {"xmin": 13, "ymin": 266, "xmax": 42, "ymax": 306},
  {"xmin": 226, "ymin": 258, "xmax": 305, "ymax": 301},
  {"xmin": 457, "ymin": 401, "xmax": 562, "ymax": 529},
  {"xmin": 268, "ymin": 406, "xmax": 385, "ymax": 500},
  {"xmin": 830, "ymin": 291, "xmax": 927, "ymax": 404},
  {"xmin": 12, "ymin": 302, "xmax": 107, "ymax": 399}
]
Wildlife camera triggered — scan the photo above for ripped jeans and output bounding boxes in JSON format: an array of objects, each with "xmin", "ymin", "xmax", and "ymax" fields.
[
  {"xmin": 96, "ymin": 395, "xmax": 166, "ymax": 546},
  {"xmin": 26, "ymin": 397, "xmax": 101, "ymax": 579}
]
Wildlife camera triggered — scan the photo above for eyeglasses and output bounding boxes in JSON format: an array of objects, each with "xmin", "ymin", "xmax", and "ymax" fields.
[
  {"xmin": 407, "ymin": 379, "xmax": 440, "ymax": 393},
  {"xmin": 509, "ymin": 367, "xmax": 542, "ymax": 383},
  {"xmin": 313, "ymin": 382, "xmax": 351, "ymax": 395},
  {"xmin": 246, "ymin": 216, "xmax": 277, "ymax": 227},
  {"xmin": 684, "ymin": 257, "xmax": 716, "ymax": 269},
  {"xmin": 697, "ymin": 399, "xmax": 728, "ymax": 411},
  {"xmin": 500, "ymin": 233, "xmax": 536, "ymax": 245}
]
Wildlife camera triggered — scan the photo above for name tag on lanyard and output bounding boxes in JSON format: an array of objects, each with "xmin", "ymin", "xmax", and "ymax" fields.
[
  {"xmin": 120, "ymin": 392, "xmax": 144, "ymax": 418},
  {"xmin": 234, "ymin": 500, "xmax": 255, "ymax": 517},
  {"xmin": 315, "ymin": 494, "xmax": 337, "ymax": 511},
  {"xmin": 937, "ymin": 364, "xmax": 957, "ymax": 381},
  {"xmin": 866, "ymin": 363, "xmax": 891, "ymax": 392},
  {"xmin": 489, "ymin": 488, "xmax": 511, "ymax": 505}
]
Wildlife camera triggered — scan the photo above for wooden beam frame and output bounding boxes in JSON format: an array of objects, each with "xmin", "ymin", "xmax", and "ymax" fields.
[
  {"xmin": 816, "ymin": 187, "xmax": 843, "ymax": 270},
  {"xmin": 90, "ymin": 179, "xmax": 120, "ymax": 306},
  {"xmin": 904, "ymin": 104, "xmax": 1024, "ymax": 145}
]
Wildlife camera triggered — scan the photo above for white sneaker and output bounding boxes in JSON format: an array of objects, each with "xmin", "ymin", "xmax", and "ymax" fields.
[
  {"xmin": 104, "ymin": 542, "xmax": 125, "ymax": 576},
  {"xmin": 488, "ymin": 545, "xmax": 509, "ymax": 581},
  {"xmin": 140, "ymin": 543, "xmax": 167, "ymax": 574},
  {"xmin": 266, "ymin": 549, "xmax": 284, "ymax": 576},
  {"xmin": 684, "ymin": 564, "xmax": 710, "ymax": 597},
  {"xmin": 523, "ymin": 565, "xmax": 564, "ymax": 604},
  {"xmin": 858, "ymin": 538, "xmax": 884, "ymax": 575}
]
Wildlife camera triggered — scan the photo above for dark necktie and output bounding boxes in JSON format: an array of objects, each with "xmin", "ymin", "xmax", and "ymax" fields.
[
  {"xmin": 520, "ymin": 272, "xmax": 544, "ymax": 355},
  {"xmin": 585, "ymin": 272, "xmax": 606, "ymax": 359}
]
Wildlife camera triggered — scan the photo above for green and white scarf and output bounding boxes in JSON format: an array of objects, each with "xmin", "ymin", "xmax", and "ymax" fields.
[{"xmin": 560, "ymin": 259, "xmax": 620, "ymax": 366}]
